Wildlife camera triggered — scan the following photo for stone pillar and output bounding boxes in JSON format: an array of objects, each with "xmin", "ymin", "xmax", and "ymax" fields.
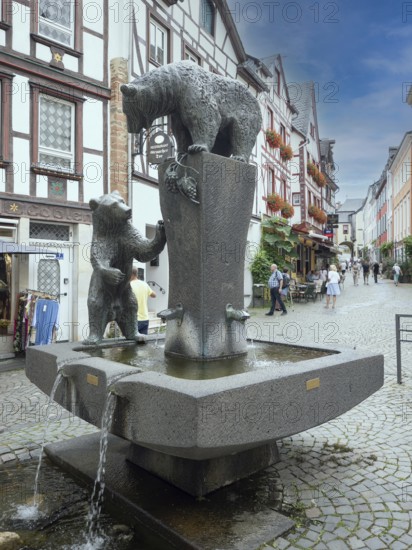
[
  {"xmin": 110, "ymin": 58, "xmax": 129, "ymax": 202},
  {"xmin": 158, "ymin": 153, "xmax": 256, "ymax": 361}
]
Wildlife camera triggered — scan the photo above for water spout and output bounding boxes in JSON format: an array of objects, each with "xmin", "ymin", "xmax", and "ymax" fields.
[
  {"xmin": 225, "ymin": 304, "xmax": 250, "ymax": 323},
  {"xmin": 157, "ymin": 303, "xmax": 184, "ymax": 325}
]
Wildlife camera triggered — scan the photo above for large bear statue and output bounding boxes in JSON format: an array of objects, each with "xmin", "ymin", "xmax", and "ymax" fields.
[
  {"xmin": 121, "ymin": 60, "xmax": 262, "ymax": 163},
  {"xmin": 84, "ymin": 191, "xmax": 166, "ymax": 344}
]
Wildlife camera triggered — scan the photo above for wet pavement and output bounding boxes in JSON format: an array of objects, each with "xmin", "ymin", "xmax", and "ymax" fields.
[{"xmin": 1, "ymin": 277, "xmax": 412, "ymax": 549}]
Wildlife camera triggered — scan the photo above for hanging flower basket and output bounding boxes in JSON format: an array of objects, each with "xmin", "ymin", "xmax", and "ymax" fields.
[
  {"xmin": 280, "ymin": 144, "xmax": 293, "ymax": 161},
  {"xmin": 265, "ymin": 130, "xmax": 282, "ymax": 149},
  {"xmin": 316, "ymin": 172, "xmax": 326, "ymax": 187},
  {"xmin": 281, "ymin": 202, "xmax": 295, "ymax": 219},
  {"xmin": 263, "ymin": 193, "xmax": 285, "ymax": 212}
]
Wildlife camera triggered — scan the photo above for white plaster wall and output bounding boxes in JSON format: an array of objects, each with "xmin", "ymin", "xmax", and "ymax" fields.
[
  {"xmin": 132, "ymin": 181, "xmax": 168, "ymax": 313},
  {"xmin": 183, "ymin": 15, "xmax": 200, "ymax": 42},
  {"xmin": 108, "ymin": 3, "xmax": 132, "ymax": 61},
  {"xmin": 35, "ymin": 43, "xmax": 51, "ymax": 63},
  {"xmin": 36, "ymin": 175, "xmax": 48, "ymax": 198},
  {"xmin": 13, "ymin": 138, "xmax": 30, "ymax": 195},
  {"xmin": 72, "ymin": 222, "xmax": 93, "ymax": 341},
  {"xmin": 83, "ymin": 0, "xmax": 104, "ymax": 34},
  {"xmin": 0, "ymin": 168, "xmax": 5, "ymax": 192},
  {"xmin": 83, "ymin": 34, "xmax": 104, "ymax": 81},
  {"xmin": 67, "ymin": 180, "xmax": 79, "ymax": 202},
  {"xmin": 82, "ymin": 153, "xmax": 104, "ymax": 202},
  {"xmin": 12, "ymin": 75, "xmax": 30, "ymax": 135},
  {"xmin": 0, "ymin": 29, "xmax": 6, "ymax": 47},
  {"xmin": 63, "ymin": 54, "xmax": 79, "ymax": 73},
  {"xmin": 12, "ymin": 2, "xmax": 30, "ymax": 54},
  {"xmin": 83, "ymin": 99, "xmax": 103, "ymax": 151}
]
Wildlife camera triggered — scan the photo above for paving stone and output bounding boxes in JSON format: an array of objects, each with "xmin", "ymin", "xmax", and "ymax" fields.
[
  {"xmin": 0, "ymin": 453, "xmax": 15, "ymax": 462},
  {"xmin": 347, "ymin": 537, "xmax": 366, "ymax": 549},
  {"xmin": 364, "ymin": 537, "xmax": 388, "ymax": 550}
]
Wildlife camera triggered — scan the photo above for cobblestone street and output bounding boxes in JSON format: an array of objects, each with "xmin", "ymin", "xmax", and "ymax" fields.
[{"xmin": 1, "ymin": 278, "xmax": 411, "ymax": 549}]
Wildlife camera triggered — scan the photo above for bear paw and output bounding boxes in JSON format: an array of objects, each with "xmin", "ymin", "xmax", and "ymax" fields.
[
  {"xmin": 232, "ymin": 155, "xmax": 247, "ymax": 163},
  {"xmin": 188, "ymin": 144, "xmax": 208, "ymax": 154},
  {"xmin": 135, "ymin": 332, "xmax": 148, "ymax": 344}
]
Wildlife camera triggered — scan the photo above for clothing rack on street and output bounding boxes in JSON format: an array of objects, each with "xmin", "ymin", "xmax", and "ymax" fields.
[{"xmin": 14, "ymin": 289, "xmax": 59, "ymax": 352}]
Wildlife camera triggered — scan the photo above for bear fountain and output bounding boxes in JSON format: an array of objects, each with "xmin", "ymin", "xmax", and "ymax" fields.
[{"xmin": 25, "ymin": 61, "xmax": 384, "ymax": 549}]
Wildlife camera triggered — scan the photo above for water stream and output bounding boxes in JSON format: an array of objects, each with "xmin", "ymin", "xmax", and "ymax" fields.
[
  {"xmin": 15, "ymin": 370, "xmax": 65, "ymax": 522},
  {"xmin": 85, "ymin": 391, "xmax": 117, "ymax": 546}
]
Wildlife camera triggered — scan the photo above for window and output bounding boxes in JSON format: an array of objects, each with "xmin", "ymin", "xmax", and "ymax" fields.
[
  {"xmin": 38, "ymin": 95, "xmax": 75, "ymax": 173},
  {"xmin": 200, "ymin": 0, "xmax": 215, "ymax": 35},
  {"xmin": 150, "ymin": 19, "xmax": 168, "ymax": 66},
  {"xmin": 343, "ymin": 225, "xmax": 349, "ymax": 234},
  {"xmin": 280, "ymin": 124, "xmax": 286, "ymax": 142},
  {"xmin": 267, "ymin": 167, "xmax": 275, "ymax": 195},
  {"xmin": 38, "ymin": 0, "xmax": 74, "ymax": 48},
  {"xmin": 274, "ymin": 69, "xmax": 281, "ymax": 95},
  {"xmin": 185, "ymin": 47, "xmax": 201, "ymax": 64}
]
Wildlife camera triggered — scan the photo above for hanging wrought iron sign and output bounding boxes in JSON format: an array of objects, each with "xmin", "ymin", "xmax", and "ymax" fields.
[{"xmin": 147, "ymin": 131, "xmax": 174, "ymax": 164}]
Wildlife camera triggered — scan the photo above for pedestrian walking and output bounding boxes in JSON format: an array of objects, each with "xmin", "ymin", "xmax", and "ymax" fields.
[
  {"xmin": 130, "ymin": 267, "xmax": 156, "ymax": 335},
  {"xmin": 362, "ymin": 259, "xmax": 370, "ymax": 285},
  {"xmin": 265, "ymin": 264, "xmax": 287, "ymax": 316},
  {"xmin": 392, "ymin": 263, "xmax": 403, "ymax": 286},
  {"xmin": 324, "ymin": 264, "xmax": 340, "ymax": 309},
  {"xmin": 352, "ymin": 260, "xmax": 360, "ymax": 286},
  {"xmin": 373, "ymin": 262, "xmax": 380, "ymax": 283}
]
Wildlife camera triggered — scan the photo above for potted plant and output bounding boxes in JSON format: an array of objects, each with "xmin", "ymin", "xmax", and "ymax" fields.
[
  {"xmin": 281, "ymin": 202, "xmax": 295, "ymax": 219},
  {"xmin": 265, "ymin": 130, "xmax": 282, "ymax": 149},
  {"xmin": 263, "ymin": 193, "xmax": 285, "ymax": 212},
  {"xmin": 280, "ymin": 144, "xmax": 293, "ymax": 161}
]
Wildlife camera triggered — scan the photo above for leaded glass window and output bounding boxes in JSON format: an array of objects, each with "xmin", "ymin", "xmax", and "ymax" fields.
[
  {"xmin": 38, "ymin": 95, "xmax": 75, "ymax": 173},
  {"xmin": 30, "ymin": 222, "xmax": 70, "ymax": 241},
  {"xmin": 39, "ymin": 0, "xmax": 74, "ymax": 47}
]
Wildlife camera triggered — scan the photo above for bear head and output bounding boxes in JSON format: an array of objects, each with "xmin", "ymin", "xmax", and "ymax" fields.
[{"xmin": 89, "ymin": 191, "xmax": 132, "ymax": 223}]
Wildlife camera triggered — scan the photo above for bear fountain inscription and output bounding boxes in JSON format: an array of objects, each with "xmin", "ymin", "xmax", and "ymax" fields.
[{"xmin": 25, "ymin": 61, "xmax": 384, "ymax": 547}]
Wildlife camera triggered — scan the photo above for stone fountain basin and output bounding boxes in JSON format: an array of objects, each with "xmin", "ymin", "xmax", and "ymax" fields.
[{"xmin": 25, "ymin": 341, "xmax": 384, "ymax": 462}]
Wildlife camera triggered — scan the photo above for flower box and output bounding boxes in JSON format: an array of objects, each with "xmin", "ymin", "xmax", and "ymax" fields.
[
  {"xmin": 280, "ymin": 144, "xmax": 293, "ymax": 161},
  {"xmin": 265, "ymin": 130, "xmax": 282, "ymax": 149},
  {"xmin": 308, "ymin": 205, "xmax": 327, "ymax": 224}
]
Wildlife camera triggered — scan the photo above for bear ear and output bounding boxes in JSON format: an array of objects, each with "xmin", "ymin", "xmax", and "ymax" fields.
[
  {"xmin": 111, "ymin": 190, "xmax": 124, "ymax": 202},
  {"xmin": 89, "ymin": 198, "xmax": 99, "ymax": 210}
]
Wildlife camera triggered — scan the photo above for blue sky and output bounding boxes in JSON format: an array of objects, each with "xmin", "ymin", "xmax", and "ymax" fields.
[{"xmin": 227, "ymin": 0, "xmax": 412, "ymax": 200}]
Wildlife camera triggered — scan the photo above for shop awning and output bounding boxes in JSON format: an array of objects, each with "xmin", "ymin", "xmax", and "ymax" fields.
[{"xmin": 0, "ymin": 241, "xmax": 47, "ymax": 254}]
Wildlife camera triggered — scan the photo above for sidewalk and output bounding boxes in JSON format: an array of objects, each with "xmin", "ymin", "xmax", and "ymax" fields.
[{"xmin": 0, "ymin": 278, "xmax": 412, "ymax": 549}]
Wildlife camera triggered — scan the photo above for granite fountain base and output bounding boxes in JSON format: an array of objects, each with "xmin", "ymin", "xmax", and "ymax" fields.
[{"xmin": 25, "ymin": 339, "xmax": 383, "ymax": 547}]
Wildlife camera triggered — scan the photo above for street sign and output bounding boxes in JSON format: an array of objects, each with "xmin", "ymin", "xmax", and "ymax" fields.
[{"xmin": 327, "ymin": 214, "xmax": 338, "ymax": 224}]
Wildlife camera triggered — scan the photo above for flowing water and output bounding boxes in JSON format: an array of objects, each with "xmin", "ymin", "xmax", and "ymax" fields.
[
  {"xmin": 85, "ymin": 392, "xmax": 117, "ymax": 546},
  {"xmin": 0, "ymin": 459, "xmax": 152, "ymax": 549},
  {"xmin": 14, "ymin": 370, "xmax": 65, "ymax": 523}
]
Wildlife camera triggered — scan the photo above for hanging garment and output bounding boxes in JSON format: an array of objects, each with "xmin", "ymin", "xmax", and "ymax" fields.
[{"xmin": 33, "ymin": 299, "xmax": 60, "ymax": 345}]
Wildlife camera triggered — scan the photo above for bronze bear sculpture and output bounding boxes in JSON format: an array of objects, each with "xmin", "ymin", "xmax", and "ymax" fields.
[
  {"xmin": 84, "ymin": 191, "xmax": 166, "ymax": 345},
  {"xmin": 121, "ymin": 61, "xmax": 262, "ymax": 163}
]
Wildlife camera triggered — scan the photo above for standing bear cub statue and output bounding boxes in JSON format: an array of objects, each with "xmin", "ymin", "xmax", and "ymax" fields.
[
  {"xmin": 121, "ymin": 60, "xmax": 262, "ymax": 163},
  {"xmin": 84, "ymin": 191, "xmax": 166, "ymax": 345}
]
